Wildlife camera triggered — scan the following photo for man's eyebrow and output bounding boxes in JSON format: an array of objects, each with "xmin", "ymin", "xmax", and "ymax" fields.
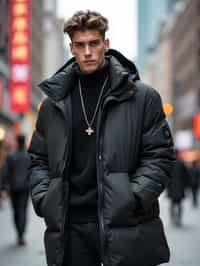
[{"xmin": 73, "ymin": 39, "xmax": 101, "ymax": 44}]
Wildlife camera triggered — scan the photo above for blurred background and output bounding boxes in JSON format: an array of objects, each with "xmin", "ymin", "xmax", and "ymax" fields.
[{"xmin": 0, "ymin": 0, "xmax": 200, "ymax": 266}]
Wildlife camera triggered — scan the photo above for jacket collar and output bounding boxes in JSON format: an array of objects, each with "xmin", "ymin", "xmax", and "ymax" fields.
[{"xmin": 39, "ymin": 49, "xmax": 140, "ymax": 102}]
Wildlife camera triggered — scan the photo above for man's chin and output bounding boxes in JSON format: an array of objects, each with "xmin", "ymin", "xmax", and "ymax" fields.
[{"xmin": 81, "ymin": 66, "xmax": 97, "ymax": 74}]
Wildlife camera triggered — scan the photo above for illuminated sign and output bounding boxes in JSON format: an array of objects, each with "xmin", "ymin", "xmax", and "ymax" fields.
[
  {"xmin": 9, "ymin": 0, "xmax": 31, "ymax": 113},
  {"xmin": 193, "ymin": 114, "xmax": 200, "ymax": 138}
]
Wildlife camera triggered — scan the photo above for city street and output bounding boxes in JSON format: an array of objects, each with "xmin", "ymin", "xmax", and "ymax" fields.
[{"xmin": 0, "ymin": 193, "xmax": 200, "ymax": 266}]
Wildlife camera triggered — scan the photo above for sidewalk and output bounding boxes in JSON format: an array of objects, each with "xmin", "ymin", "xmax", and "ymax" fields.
[
  {"xmin": 0, "ymin": 199, "xmax": 46, "ymax": 266},
  {"xmin": 160, "ymin": 192, "xmax": 200, "ymax": 266}
]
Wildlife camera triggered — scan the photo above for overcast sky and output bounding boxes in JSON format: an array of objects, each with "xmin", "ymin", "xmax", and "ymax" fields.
[{"xmin": 57, "ymin": 0, "xmax": 138, "ymax": 60}]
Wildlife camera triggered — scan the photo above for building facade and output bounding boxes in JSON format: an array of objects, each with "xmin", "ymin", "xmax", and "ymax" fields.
[{"xmin": 172, "ymin": 0, "xmax": 200, "ymax": 148}]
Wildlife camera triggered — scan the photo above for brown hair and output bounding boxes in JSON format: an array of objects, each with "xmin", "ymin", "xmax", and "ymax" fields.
[{"xmin": 63, "ymin": 10, "xmax": 109, "ymax": 39}]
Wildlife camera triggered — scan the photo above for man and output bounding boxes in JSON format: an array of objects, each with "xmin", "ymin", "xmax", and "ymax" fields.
[
  {"xmin": 189, "ymin": 160, "xmax": 200, "ymax": 207},
  {"xmin": 2, "ymin": 134, "xmax": 30, "ymax": 245},
  {"xmin": 28, "ymin": 10, "xmax": 175, "ymax": 266},
  {"xmin": 167, "ymin": 150, "xmax": 189, "ymax": 226},
  {"xmin": 0, "ymin": 140, "xmax": 6, "ymax": 209}
]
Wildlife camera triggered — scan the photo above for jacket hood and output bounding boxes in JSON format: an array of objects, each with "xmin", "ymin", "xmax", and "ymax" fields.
[{"xmin": 39, "ymin": 49, "xmax": 140, "ymax": 101}]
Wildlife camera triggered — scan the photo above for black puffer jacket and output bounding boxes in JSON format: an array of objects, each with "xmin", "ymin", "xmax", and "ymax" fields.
[{"xmin": 28, "ymin": 49, "xmax": 175, "ymax": 266}]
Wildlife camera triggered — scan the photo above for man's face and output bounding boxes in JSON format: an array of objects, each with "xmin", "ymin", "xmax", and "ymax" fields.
[{"xmin": 70, "ymin": 30, "xmax": 110, "ymax": 74}]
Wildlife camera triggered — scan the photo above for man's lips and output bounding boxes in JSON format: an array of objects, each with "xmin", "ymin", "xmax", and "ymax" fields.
[{"xmin": 83, "ymin": 60, "xmax": 96, "ymax": 64}]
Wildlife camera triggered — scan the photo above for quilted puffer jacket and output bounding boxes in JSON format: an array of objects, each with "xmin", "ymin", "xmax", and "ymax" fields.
[{"xmin": 28, "ymin": 49, "xmax": 175, "ymax": 266}]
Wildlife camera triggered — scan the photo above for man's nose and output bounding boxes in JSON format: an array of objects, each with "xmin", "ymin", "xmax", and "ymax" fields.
[{"xmin": 84, "ymin": 45, "xmax": 92, "ymax": 56}]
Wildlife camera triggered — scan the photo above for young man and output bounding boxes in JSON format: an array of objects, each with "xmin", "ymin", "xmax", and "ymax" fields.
[{"xmin": 28, "ymin": 10, "xmax": 175, "ymax": 266}]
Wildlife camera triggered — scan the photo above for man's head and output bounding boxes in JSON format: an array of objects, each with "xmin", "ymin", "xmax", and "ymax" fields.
[
  {"xmin": 16, "ymin": 134, "xmax": 26, "ymax": 149},
  {"xmin": 64, "ymin": 10, "xmax": 110, "ymax": 74}
]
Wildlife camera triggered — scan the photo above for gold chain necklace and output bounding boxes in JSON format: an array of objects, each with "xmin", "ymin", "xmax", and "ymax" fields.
[{"xmin": 78, "ymin": 76, "xmax": 109, "ymax": 136}]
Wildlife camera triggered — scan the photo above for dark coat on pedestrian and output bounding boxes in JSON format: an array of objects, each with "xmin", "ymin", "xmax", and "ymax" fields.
[
  {"xmin": 28, "ymin": 49, "xmax": 175, "ymax": 266},
  {"xmin": 3, "ymin": 149, "xmax": 30, "ymax": 192},
  {"xmin": 189, "ymin": 162, "xmax": 200, "ymax": 190},
  {"xmin": 167, "ymin": 157, "xmax": 188, "ymax": 202}
]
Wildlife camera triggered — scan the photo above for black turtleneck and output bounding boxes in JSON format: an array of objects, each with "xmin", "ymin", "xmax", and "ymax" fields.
[{"xmin": 66, "ymin": 61, "xmax": 110, "ymax": 223}]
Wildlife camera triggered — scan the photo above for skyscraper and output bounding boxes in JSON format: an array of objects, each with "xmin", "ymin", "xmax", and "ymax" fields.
[{"xmin": 137, "ymin": 0, "xmax": 178, "ymax": 71}]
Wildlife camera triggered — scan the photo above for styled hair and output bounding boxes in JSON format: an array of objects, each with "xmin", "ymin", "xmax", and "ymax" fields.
[{"xmin": 63, "ymin": 10, "xmax": 109, "ymax": 39}]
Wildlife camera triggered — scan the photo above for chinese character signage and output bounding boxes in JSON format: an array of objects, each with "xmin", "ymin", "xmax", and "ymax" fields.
[{"xmin": 9, "ymin": 0, "xmax": 31, "ymax": 113}]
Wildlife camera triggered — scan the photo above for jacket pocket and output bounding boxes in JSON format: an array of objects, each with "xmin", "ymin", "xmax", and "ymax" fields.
[
  {"xmin": 107, "ymin": 218, "xmax": 170, "ymax": 266},
  {"xmin": 41, "ymin": 177, "xmax": 63, "ymax": 231},
  {"xmin": 103, "ymin": 172, "xmax": 137, "ymax": 226}
]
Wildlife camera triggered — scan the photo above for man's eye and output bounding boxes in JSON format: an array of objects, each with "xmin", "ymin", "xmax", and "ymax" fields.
[
  {"xmin": 75, "ymin": 43, "xmax": 84, "ymax": 48},
  {"xmin": 90, "ymin": 40, "xmax": 100, "ymax": 47}
]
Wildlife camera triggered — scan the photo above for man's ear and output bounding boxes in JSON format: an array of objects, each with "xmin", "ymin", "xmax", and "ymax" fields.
[{"xmin": 104, "ymin": 38, "xmax": 110, "ymax": 51}]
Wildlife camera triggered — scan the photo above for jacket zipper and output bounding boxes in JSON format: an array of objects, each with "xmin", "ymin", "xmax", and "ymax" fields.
[
  {"xmin": 96, "ymin": 91, "xmax": 135, "ymax": 265},
  {"xmin": 96, "ymin": 105, "xmax": 106, "ymax": 264},
  {"xmin": 96, "ymin": 96, "xmax": 120, "ymax": 264}
]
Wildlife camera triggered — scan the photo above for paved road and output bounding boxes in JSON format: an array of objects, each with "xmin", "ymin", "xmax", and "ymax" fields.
[{"xmin": 0, "ymin": 193, "xmax": 200, "ymax": 266}]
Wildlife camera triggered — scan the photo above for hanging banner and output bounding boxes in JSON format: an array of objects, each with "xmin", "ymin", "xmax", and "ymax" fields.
[{"xmin": 9, "ymin": 0, "xmax": 31, "ymax": 113}]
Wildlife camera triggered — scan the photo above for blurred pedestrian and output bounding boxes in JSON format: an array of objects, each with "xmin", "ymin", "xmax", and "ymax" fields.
[
  {"xmin": 2, "ymin": 134, "xmax": 30, "ymax": 246},
  {"xmin": 0, "ymin": 140, "xmax": 7, "ymax": 209},
  {"xmin": 28, "ymin": 10, "xmax": 175, "ymax": 266},
  {"xmin": 167, "ymin": 150, "xmax": 189, "ymax": 227},
  {"xmin": 189, "ymin": 160, "xmax": 200, "ymax": 207}
]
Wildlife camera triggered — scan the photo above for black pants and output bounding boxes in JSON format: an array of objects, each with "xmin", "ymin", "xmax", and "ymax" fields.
[
  {"xmin": 10, "ymin": 191, "xmax": 29, "ymax": 237},
  {"xmin": 63, "ymin": 223, "xmax": 101, "ymax": 266},
  {"xmin": 191, "ymin": 187, "xmax": 199, "ymax": 207},
  {"xmin": 170, "ymin": 199, "xmax": 182, "ymax": 226}
]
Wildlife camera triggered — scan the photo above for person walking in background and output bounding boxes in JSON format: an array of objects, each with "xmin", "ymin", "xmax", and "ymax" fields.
[
  {"xmin": 189, "ymin": 160, "xmax": 200, "ymax": 207},
  {"xmin": 0, "ymin": 140, "xmax": 6, "ymax": 210},
  {"xmin": 2, "ymin": 134, "xmax": 30, "ymax": 246},
  {"xmin": 167, "ymin": 150, "xmax": 189, "ymax": 227},
  {"xmin": 28, "ymin": 10, "xmax": 175, "ymax": 266}
]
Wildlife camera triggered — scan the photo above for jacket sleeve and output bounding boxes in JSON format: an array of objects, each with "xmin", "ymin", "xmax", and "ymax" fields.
[
  {"xmin": 28, "ymin": 99, "xmax": 50, "ymax": 217},
  {"xmin": 130, "ymin": 87, "xmax": 175, "ymax": 209}
]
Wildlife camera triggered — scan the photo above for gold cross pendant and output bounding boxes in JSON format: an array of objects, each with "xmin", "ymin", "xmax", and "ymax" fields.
[{"xmin": 85, "ymin": 127, "xmax": 94, "ymax": 136}]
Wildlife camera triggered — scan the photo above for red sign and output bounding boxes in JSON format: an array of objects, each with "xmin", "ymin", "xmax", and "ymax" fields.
[
  {"xmin": 193, "ymin": 114, "xmax": 200, "ymax": 138},
  {"xmin": 9, "ymin": 0, "xmax": 31, "ymax": 113}
]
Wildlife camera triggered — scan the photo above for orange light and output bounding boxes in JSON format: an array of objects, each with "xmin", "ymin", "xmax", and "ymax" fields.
[
  {"xmin": 15, "ymin": 0, "xmax": 27, "ymax": 2},
  {"xmin": 11, "ymin": 45, "xmax": 28, "ymax": 60},
  {"xmin": 12, "ymin": 85, "xmax": 27, "ymax": 104},
  {"xmin": 163, "ymin": 103, "xmax": 173, "ymax": 116},
  {"xmin": 13, "ymin": 3, "xmax": 28, "ymax": 16},
  {"xmin": 12, "ymin": 122, "xmax": 21, "ymax": 135},
  {"xmin": 193, "ymin": 114, "xmax": 200, "ymax": 138},
  {"xmin": 12, "ymin": 17, "xmax": 28, "ymax": 31},
  {"xmin": 0, "ymin": 126, "xmax": 5, "ymax": 141},
  {"xmin": 12, "ymin": 31, "xmax": 28, "ymax": 45}
]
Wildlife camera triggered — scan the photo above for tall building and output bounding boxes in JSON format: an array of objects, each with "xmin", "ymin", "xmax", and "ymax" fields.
[
  {"xmin": 137, "ymin": 0, "xmax": 180, "ymax": 72},
  {"xmin": 171, "ymin": 0, "xmax": 200, "ymax": 147},
  {"xmin": 43, "ymin": 0, "xmax": 65, "ymax": 79},
  {"xmin": 25, "ymin": 0, "xmax": 66, "ymax": 140},
  {"xmin": 142, "ymin": 17, "xmax": 174, "ymax": 129}
]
